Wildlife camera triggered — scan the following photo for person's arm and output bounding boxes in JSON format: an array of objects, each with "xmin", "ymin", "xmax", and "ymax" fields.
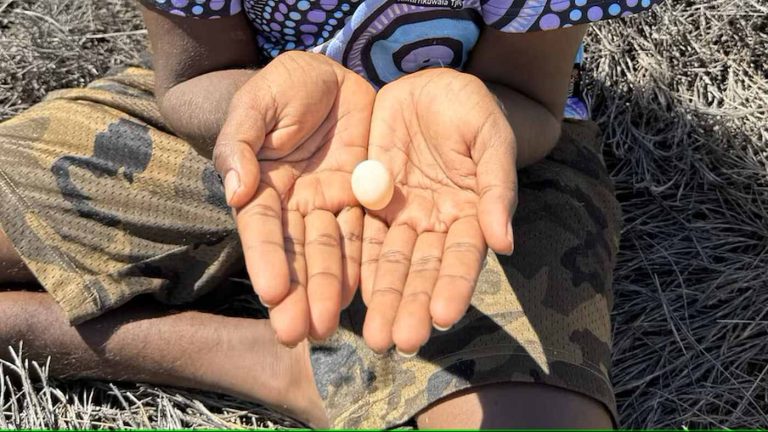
[
  {"xmin": 139, "ymin": 3, "xmax": 377, "ymax": 347},
  {"xmin": 139, "ymin": 4, "xmax": 260, "ymax": 158},
  {"xmin": 358, "ymin": 26, "xmax": 589, "ymax": 353},
  {"xmin": 466, "ymin": 25, "xmax": 588, "ymax": 168}
]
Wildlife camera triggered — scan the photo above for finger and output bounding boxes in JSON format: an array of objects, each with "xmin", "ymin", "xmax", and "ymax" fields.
[
  {"xmin": 214, "ymin": 83, "xmax": 275, "ymax": 208},
  {"xmin": 236, "ymin": 184, "xmax": 290, "ymax": 306},
  {"xmin": 366, "ymin": 82, "xmax": 409, "ymax": 197},
  {"xmin": 475, "ymin": 116, "xmax": 518, "ymax": 255},
  {"xmin": 269, "ymin": 210, "xmax": 310, "ymax": 346},
  {"xmin": 430, "ymin": 217, "xmax": 486, "ymax": 330},
  {"xmin": 337, "ymin": 207, "xmax": 363, "ymax": 309},
  {"xmin": 360, "ymin": 214, "xmax": 388, "ymax": 306},
  {"xmin": 213, "ymin": 139, "xmax": 261, "ymax": 209},
  {"xmin": 392, "ymin": 232, "xmax": 446, "ymax": 356},
  {"xmin": 305, "ymin": 209, "xmax": 343, "ymax": 341},
  {"xmin": 362, "ymin": 224, "xmax": 417, "ymax": 353}
]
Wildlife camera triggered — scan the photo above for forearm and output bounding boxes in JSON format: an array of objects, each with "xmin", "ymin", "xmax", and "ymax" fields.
[
  {"xmin": 157, "ymin": 69, "xmax": 257, "ymax": 158},
  {"xmin": 466, "ymin": 26, "xmax": 587, "ymax": 168},
  {"xmin": 484, "ymin": 81, "xmax": 563, "ymax": 168}
]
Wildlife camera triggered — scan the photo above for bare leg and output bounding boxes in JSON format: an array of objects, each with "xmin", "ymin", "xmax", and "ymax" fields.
[
  {"xmin": 417, "ymin": 382, "xmax": 613, "ymax": 429},
  {"xmin": 0, "ymin": 228, "xmax": 33, "ymax": 283},
  {"xmin": 0, "ymin": 291, "xmax": 328, "ymax": 428}
]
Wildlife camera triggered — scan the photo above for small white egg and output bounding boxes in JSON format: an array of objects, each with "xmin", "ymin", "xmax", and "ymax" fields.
[{"xmin": 351, "ymin": 159, "xmax": 394, "ymax": 211}]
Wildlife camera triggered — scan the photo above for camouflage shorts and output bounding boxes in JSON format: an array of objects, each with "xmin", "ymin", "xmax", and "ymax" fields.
[{"xmin": 0, "ymin": 67, "xmax": 622, "ymax": 429}]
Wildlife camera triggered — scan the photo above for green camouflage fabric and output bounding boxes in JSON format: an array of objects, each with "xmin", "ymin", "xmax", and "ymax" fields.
[{"xmin": 0, "ymin": 67, "xmax": 621, "ymax": 429}]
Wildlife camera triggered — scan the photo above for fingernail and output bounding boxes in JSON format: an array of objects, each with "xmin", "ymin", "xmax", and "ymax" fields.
[
  {"xmin": 281, "ymin": 341, "xmax": 298, "ymax": 349},
  {"xmin": 433, "ymin": 322, "xmax": 452, "ymax": 332},
  {"xmin": 224, "ymin": 170, "xmax": 240, "ymax": 206},
  {"xmin": 506, "ymin": 220, "xmax": 515, "ymax": 253},
  {"xmin": 257, "ymin": 295, "xmax": 273, "ymax": 309},
  {"xmin": 396, "ymin": 347, "xmax": 418, "ymax": 358}
]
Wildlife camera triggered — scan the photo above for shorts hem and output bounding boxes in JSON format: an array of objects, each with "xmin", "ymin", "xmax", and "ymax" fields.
[{"xmin": 332, "ymin": 347, "xmax": 617, "ymax": 429}]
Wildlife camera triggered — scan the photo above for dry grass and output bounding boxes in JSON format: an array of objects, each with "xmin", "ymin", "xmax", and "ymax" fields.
[
  {"xmin": 0, "ymin": 345, "xmax": 302, "ymax": 429},
  {"xmin": 587, "ymin": 0, "xmax": 768, "ymax": 427},
  {"xmin": 2, "ymin": 0, "xmax": 768, "ymax": 428},
  {"xmin": 0, "ymin": 0, "xmax": 146, "ymax": 119}
]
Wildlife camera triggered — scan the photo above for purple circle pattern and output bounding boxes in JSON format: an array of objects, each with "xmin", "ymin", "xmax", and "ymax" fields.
[
  {"xmin": 539, "ymin": 13, "xmax": 561, "ymax": 30},
  {"xmin": 242, "ymin": 0, "xmax": 358, "ymax": 57},
  {"xmin": 588, "ymin": 5, "xmax": 604, "ymax": 20},
  {"xmin": 147, "ymin": 0, "xmax": 241, "ymax": 17},
  {"xmin": 480, "ymin": 0, "xmax": 661, "ymax": 32},
  {"xmin": 145, "ymin": 0, "xmax": 664, "ymax": 61}
]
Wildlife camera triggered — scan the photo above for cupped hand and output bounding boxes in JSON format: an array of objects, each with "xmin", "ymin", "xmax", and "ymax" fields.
[
  {"xmin": 213, "ymin": 51, "xmax": 376, "ymax": 345},
  {"xmin": 361, "ymin": 68, "xmax": 518, "ymax": 355}
]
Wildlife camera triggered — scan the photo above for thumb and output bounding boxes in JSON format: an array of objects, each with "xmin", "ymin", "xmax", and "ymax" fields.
[
  {"xmin": 213, "ymin": 83, "xmax": 276, "ymax": 209},
  {"xmin": 475, "ymin": 119, "xmax": 518, "ymax": 255},
  {"xmin": 213, "ymin": 139, "xmax": 261, "ymax": 209}
]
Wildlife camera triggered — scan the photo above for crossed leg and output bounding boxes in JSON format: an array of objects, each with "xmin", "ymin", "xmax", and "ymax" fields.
[
  {"xmin": 0, "ymin": 290, "xmax": 329, "ymax": 428},
  {"xmin": 417, "ymin": 382, "xmax": 613, "ymax": 428},
  {"xmin": 0, "ymin": 229, "xmax": 32, "ymax": 283},
  {"xmin": 0, "ymin": 232, "xmax": 612, "ymax": 429}
]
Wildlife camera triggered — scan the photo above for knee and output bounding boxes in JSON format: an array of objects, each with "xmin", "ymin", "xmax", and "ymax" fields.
[
  {"xmin": 0, "ymin": 292, "xmax": 30, "ymax": 355},
  {"xmin": 0, "ymin": 228, "xmax": 32, "ymax": 283},
  {"xmin": 417, "ymin": 383, "xmax": 614, "ymax": 429}
]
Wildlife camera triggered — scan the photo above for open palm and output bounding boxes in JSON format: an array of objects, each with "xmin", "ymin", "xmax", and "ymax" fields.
[
  {"xmin": 215, "ymin": 51, "xmax": 375, "ymax": 345},
  {"xmin": 361, "ymin": 68, "xmax": 518, "ymax": 355}
]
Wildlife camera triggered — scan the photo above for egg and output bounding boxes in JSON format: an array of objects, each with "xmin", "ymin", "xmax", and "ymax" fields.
[{"xmin": 351, "ymin": 160, "xmax": 394, "ymax": 211}]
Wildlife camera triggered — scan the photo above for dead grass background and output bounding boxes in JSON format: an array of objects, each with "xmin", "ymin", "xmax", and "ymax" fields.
[{"xmin": 1, "ymin": 0, "xmax": 768, "ymax": 428}]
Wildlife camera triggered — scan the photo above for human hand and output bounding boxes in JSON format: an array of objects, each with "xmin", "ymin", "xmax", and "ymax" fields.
[
  {"xmin": 213, "ymin": 51, "xmax": 376, "ymax": 345},
  {"xmin": 361, "ymin": 68, "xmax": 517, "ymax": 355}
]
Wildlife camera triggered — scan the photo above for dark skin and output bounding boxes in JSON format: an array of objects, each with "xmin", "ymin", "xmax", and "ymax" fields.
[
  {"xmin": 141, "ymin": 4, "xmax": 587, "ymax": 349},
  {"xmin": 0, "ymin": 5, "xmax": 612, "ymax": 428},
  {"xmin": 147, "ymin": 9, "xmax": 260, "ymax": 156},
  {"xmin": 145, "ymin": 7, "xmax": 576, "ymax": 164}
]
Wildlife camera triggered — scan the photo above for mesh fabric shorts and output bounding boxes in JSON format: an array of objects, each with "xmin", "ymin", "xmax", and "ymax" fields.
[{"xmin": 0, "ymin": 67, "xmax": 622, "ymax": 429}]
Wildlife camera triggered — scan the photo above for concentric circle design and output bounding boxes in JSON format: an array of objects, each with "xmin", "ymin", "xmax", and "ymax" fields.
[
  {"xmin": 361, "ymin": 14, "xmax": 480, "ymax": 85},
  {"xmin": 145, "ymin": 0, "xmax": 664, "ymax": 57},
  {"xmin": 322, "ymin": 1, "xmax": 481, "ymax": 87},
  {"xmin": 142, "ymin": 0, "xmax": 665, "ymax": 106}
]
